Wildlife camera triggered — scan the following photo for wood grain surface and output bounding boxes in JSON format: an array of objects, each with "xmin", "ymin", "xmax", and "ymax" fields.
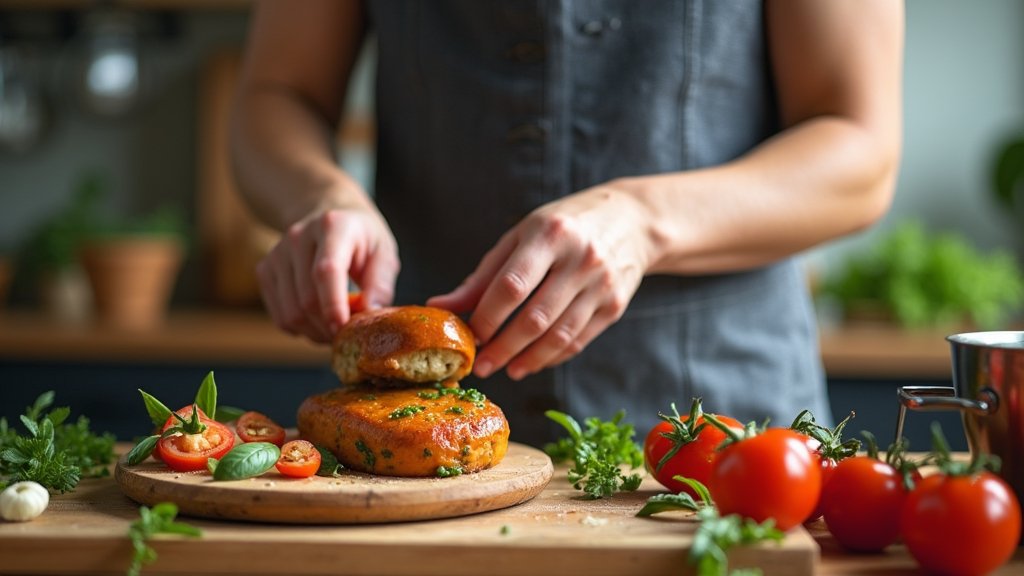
[
  {"xmin": 1, "ymin": 470, "xmax": 818, "ymax": 576},
  {"xmin": 115, "ymin": 442, "xmax": 553, "ymax": 524}
]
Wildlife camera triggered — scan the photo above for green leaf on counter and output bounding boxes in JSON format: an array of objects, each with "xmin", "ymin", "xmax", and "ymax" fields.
[
  {"xmin": 127, "ymin": 502, "xmax": 201, "ymax": 576},
  {"xmin": 543, "ymin": 409, "xmax": 644, "ymax": 499},
  {"xmin": 194, "ymin": 372, "xmax": 218, "ymax": 422},
  {"xmin": 314, "ymin": 445, "xmax": 342, "ymax": 477},
  {"xmin": 637, "ymin": 492, "xmax": 702, "ymax": 517},
  {"xmin": 212, "ymin": 442, "xmax": 280, "ymax": 481},
  {"xmin": 689, "ymin": 508, "xmax": 784, "ymax": 576}
]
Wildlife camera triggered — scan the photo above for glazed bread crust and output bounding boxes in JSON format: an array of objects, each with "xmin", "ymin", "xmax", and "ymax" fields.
[
  {"xmin": 332, "ymin": 306, "xmax": 476, "ymax": 386},
  {"xmin": 297, "ymin": 386, "xmax": 510, "ymax": 477}
]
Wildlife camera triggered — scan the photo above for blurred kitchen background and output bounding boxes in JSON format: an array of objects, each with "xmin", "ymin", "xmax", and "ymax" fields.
[{"xmin": 2, "ymin": 0, "xmax": 1023, "ymax": 450}]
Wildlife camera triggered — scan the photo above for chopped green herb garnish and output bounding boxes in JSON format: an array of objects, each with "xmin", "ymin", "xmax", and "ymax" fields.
[
  {"xmin": 446, "ymin": 406, "xmax": 465, "ymax": 415},
  {"xmin": 361, "ymin": 394, "xmax": 377, "ymax": 401},
  {"xmin": 499, "ymin": 525, "xmax": 511, "ymax": 535},
  {"xmin": 423, "ymin": 448, "xmax": 433, "ymax": 458},
  {"xmin": 355, "ymin": 439, "xmax": 376, "ymax": 469},
  {"xmin": 389, "ymin": 405, "xmax": 427, "ymax": 420},
  {"xmin": 381, "ymin": 448, "xmax": 394, "ymax": 460},
  {"xmin": 436, "ymin": 465, "xmax": 463, "ymax": 478},
  {"xmin": 460, "ymin": 445, "xmax": 471, "ymax": 457}
]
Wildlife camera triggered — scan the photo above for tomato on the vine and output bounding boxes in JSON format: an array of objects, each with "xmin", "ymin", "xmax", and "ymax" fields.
[
  {"xmin": 901, "ymin": 424, "xmax": 1021, "ymax": 575},
  {"xmin": 158, "ymin": 418, "xmax": 236, "ymax": 472},
  {"xmin": 706, "ymin": 419, "xmax": 820, "ymax": 531},
  {"xmin": 275, "ymin": 440, "xmax": 322, "ymax": 478},
  {"xmin": 236, "ymin": 411, "xmax": 286, "ymax": 446},
  {"xmin": 644, "ymin": 400, "xmax": 742, "ymax": 497},
  {"xmin": 820, "ymin": 455, "xmax": 908, "ymax": 551},
  {"xmin": 789, "ymin": 410, "xmax": 860, "ymax": 523}
]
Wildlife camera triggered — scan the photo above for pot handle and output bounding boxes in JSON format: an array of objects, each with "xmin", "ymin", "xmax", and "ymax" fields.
[{"xmin": 894, "ymin": 385, "xmax": 998, "ymax": 445}]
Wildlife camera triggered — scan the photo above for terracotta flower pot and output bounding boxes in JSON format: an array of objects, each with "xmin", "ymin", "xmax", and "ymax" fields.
[{"xmin": 80, "ymin": 236, "xmax": 184, "ymax": 330}]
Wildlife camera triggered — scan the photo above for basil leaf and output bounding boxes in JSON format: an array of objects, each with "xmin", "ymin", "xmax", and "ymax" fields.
[
  {"xmin": 206, "ymin": 458, "xmax": 218, "ymax": 475},
  {"xmin": 126, "ymin": 435, "xmax": 160, "ymax": 466},
  {"xmin": 214, "ymin": 405, "xmax": 246, "ymax": 424},
  {"xmin": 212, "ymin": 442, "xmax": 280, "ymax": 481},
  {"xmin": 315, "ymin": 445, "xmax": 342, "ymax": 477},
  {"xmin": 139, "ymin": 390, "xmax": 173, "ymax": 427},
  {"xmin": 194, "ymin": 372, "xmax": 218, "ymax": 422}
]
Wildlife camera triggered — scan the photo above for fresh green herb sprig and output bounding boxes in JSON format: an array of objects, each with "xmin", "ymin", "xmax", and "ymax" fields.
[
  {"xmin": 544, "ymin": 409, "xmax": 644, "ymax": 499},
  {"xmin": 208, "ymin": 442, "xmax": 280, "ymax": 481},
  {"xmin": 127, "ymin": 503, "xmax": 201, "ymax": 576},
  {"xmin": 0, "ymin": 391, "xmax": 115, "ymax": 492},
  {"xmin": 637, "ymin": 476, "xmax": 783, "ymax": 576},
  {"xmin": 315, "ymin": 445, "xmax": 343, "ymax": 477}
]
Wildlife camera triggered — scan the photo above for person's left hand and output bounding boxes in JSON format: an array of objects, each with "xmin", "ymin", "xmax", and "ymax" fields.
[{"xmin": 427, "ymin": 181, "xmax": 655, "ymax": 381}]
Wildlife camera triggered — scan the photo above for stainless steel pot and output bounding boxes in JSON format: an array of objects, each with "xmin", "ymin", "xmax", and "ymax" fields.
[{"xmin": 896, "ymin": 331, "xmax": 1024, "ymax": 509}]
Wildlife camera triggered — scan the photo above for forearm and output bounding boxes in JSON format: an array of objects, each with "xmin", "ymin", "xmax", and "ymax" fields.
[
  {"xmin": 230, "ymin": 88, "xmax": 374, "ymax": 232},
  {"xmin": 625, "ymin": 114, "xmax": 899, "ymax": 275}
]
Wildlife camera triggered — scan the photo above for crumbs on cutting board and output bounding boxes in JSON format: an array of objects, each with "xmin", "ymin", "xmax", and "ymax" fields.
[{"xmin": 580, "ymin": 515, "xmax": 609, "ymax": 527}]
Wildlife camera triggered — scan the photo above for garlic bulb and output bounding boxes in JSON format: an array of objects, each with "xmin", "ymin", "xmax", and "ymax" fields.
[{"xmin": 0, "ymin": 481, "xmax": 49, "ymax": 522}]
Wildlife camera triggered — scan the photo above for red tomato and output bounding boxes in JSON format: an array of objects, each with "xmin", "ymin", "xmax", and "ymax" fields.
[
  {"xmin": 276, "ymin": 440, "xmax": 321, "ymax": 478},
  {"xmin": 236, "ymin": 411, "xmax": 286, "ymax": 446},
  {"xmin": 820, "ymin": 456, "xmax": 909, "ymax": 551},
  {"xmin": 349, "ymin": 292, "xmax": 367, "ymax": 314},
  {"xmin": 806, "ymin": 455, "xmax": 839, "ymax": 522},
  {"xmin": 901, "ymin": 471, "xmax": 1021, "ymax": 575},
  {"xmin": 644, "ymin": 412, "xmax": 742, "ymax": 497},
  {"xmin": 157, "ymin": 418, "xmax": 235, "ymax": 472},
  {"xmin": 709, "ymin": 428, "xmax": 820, "ymax": 531}
]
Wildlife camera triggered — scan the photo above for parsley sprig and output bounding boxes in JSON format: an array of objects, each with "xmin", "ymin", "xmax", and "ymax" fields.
[
  {"xmin": 0, "ymin": 391, "xmax": 115, "ymax": 492},
  {"xmin": 543, "ymin": 409, "xmax": 643, "ymax": 499},
  {"xmin": 637, "ymin": 476, "xmax": 784, "ymax": 576},
  {"xmin": 127, "ymin": 503, "xmax": 202, "ymax": 576}
]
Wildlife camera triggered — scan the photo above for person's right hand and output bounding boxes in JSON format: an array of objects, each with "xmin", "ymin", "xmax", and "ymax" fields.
[{"xmin": 256, "ymin": 206, "xmax": 400, "ymax": 343}]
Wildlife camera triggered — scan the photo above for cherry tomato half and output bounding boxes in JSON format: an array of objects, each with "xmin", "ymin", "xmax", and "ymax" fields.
[
  {"xmin": 236, "ymin": 411, "xmax": 286, "ymax": 447},
  {"xmin": 644, "ymin": 412, "xmax": 742, "ymax": 497},
  {"xmin": 157, "ymin": 418, "xmax": 236, "ymax": 472},
  {"xmin": 902, "ymin": 471, "xmax": 1021, "ymax": 575},
  {"xmin": 820, "ymin": 455, "xmax": 909, "ymax": 551},
  {"xmin": 276, "ymin": 440, "xmax": 322, "ymax": 478},
  {"xmin": 709, "ymin": 428, "xmax": 820, "ymax": 531}
]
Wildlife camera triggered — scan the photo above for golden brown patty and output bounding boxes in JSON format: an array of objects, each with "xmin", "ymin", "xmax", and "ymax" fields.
[
  {"xmin": 332, "ymin": 305, "xmax": 476, "ymax": 387},
  {"xmin": 297, "ymin": 386, "xmax": 509, "ymax": 477}
]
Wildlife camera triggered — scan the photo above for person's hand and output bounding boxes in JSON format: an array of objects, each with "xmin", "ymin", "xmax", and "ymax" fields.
[
  {"xmin": 257, "ymin": 206, "xmax": 400, "ymax": 343},
  {"xmin": 427, "ymin": 182, "xmax": 655, "ymax": 380}
]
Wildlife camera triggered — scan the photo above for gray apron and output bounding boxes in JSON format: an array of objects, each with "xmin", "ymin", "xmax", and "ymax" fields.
[{"xmin": 367, "ymin": 0, "xmax": 832, "ymax": 447}]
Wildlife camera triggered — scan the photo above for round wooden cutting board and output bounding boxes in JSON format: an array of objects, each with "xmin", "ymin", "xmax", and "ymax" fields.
[{"xmin": 115, "ymin": 442, "xmax": 553, "ymax": 524}]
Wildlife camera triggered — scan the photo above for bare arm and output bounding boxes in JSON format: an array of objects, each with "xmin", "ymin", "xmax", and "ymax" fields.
[
  {"xmin": 232, "ymin": 0, "xmax": 399, "ymax": 342},
  {"xmin": 636, "ymin": 0, "xmax": 904, "ymax": 274},
  {"xmin": 430, "ymin": 0, "xmax": 904, "ymax": 380}
]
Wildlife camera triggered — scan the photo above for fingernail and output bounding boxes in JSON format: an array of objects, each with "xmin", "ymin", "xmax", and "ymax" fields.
[{"xmin": 475, "ymin": 359, "xmax": 493, "ymax": 378}]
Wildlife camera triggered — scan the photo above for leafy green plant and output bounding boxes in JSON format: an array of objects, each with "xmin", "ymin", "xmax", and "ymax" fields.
[
  {"xmin": 0, "ymin": 391, "xmax": 116, "ymax": 492},
  {"xmin": 127, "ymin": 502, "xmax": 201, "ymax": 576},
  {"xmin": 544, "ymin": 409, "xmax": 644, "ymax": 499},
  {"xmin": 19, "ymin": 173, "xmax": 104, "ymax": 276},
  {"xmin": 819, "ymin": 220, "xmax": 1024, "ymax": 329},
  {"xmin": 992, "ymin": 132, "xmax": 1024, "ymax": 217}
]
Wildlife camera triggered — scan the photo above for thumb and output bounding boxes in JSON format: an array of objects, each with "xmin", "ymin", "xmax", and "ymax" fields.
[{"xmin": 356, "ymin": 250, "xmax": 399, "ymax": 309}]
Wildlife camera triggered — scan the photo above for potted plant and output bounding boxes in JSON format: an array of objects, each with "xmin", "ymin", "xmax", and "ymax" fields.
[
  {"xmin": 817, "ymin": 220, "xmax": 1024, "ymax": 330},
  {"xmin": 79, "ymin": 204, "xmax": 186, "ymax": 331},
  {"xmin": 18, "ymin": 176, "xmax": 102, "ymax": 322}
]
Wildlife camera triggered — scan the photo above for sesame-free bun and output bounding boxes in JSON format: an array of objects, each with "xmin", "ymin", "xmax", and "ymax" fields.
[{"xmin": 331, "ymin": 305, "xmax": 476, "ymax": 387}]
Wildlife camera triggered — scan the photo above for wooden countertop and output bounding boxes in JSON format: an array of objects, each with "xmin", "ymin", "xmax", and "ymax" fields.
[
  {"xmin": 2, "ymin": 466, "xmax": 1019, "ymax": 575},
  {"xmin": 0, "ymin": 309, "xmax": 957, "ymax": 378}
]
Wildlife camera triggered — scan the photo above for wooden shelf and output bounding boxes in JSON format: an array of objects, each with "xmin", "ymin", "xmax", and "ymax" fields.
[
  {"xmin": 818, "ymin": 323, "xmax": 952, "ymax": 379},
  {"xmin": 0, "ymin": 309, "xmax": 327, "ymax": 367},
  {"xmin": 0, "ymin": 309, "xmax": 958, "ymax": 379}
]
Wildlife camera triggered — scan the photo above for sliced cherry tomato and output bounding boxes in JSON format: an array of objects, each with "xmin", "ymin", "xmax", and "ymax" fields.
[
  {"xmin": 275, "ymin": 440, "xmax": 321, "ymax": 478},
  {"xmin": 157, "ymin": 418, "xmax": 235, "ymax": 472},
  {"xmin": 236, "ymin": 411, "xmax": 286, "ymax": 446},
  {"xmin": 820, "ymin": 455, "xmax": 909, "ymax": 551},
  {"xmin": 708, "ymin": 425, "xmax": 820, "ymax": 531},
  {"xmin": 644, "ymin": 401, "xmax": 742, "ymax": 497},
  {"xmin": 902, "ymin": 471, "xmax": 1021, "ymax": 575},
  {"xmin": 349, "ymin": 292, "xmax": 367, "ymax": 314}
]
